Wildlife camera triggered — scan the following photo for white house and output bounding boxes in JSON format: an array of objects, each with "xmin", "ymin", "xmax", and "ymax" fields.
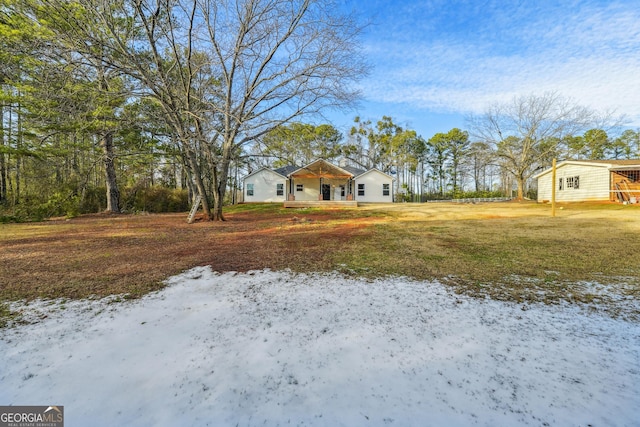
[
  {"xmin": 242, "ymin": 159, "xmax": 394, "ymax": 205},
  {"xmin": 535, "ymin": 160, "xmax": 640, "ymax": 203},
  {"xmin": 242, "ymin": 167, "xmax": 288, "ymax": 203}
]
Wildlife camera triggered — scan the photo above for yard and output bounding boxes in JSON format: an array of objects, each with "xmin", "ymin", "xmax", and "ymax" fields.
[
  {"xmin": 1, "ymin": 202, "xmax": 639, "ymax": 426},
  {"xmin": 1, "ymin": 201, "xmax": 639, "ymax": 319}
]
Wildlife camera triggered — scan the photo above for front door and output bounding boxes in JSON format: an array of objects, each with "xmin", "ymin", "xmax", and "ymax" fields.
[{"xmin": 322, "ymin": 184, "xmax": 331, "ymax": 200}]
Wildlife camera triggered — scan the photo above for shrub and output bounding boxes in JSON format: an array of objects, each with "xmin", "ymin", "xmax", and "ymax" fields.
[{"xmin": 121, "ymin": 186, "xmax": 190, "ymax": 213}]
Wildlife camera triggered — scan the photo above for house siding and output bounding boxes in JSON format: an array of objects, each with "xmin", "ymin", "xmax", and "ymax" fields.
[
  {"xmin": 354, "ymin": 170, "xmax": 394, "ymax": 203},
  {"xmin": 244, "ymin": 169, "xmax": 287, "ymax": 202},
  {"xmin": 291, "ymin": 178, "xmax": 321, "ymax": 201},
  {"xmin": 537, "ymin": 163, "xmax": 611, "ymax": 202},
  {"xmin": 241, "ymin": 160, "xmax": 395, "ymax": 204}
]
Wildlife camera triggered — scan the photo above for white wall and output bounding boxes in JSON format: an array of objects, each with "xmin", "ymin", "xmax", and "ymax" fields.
[
  {"xmin": 290, "ymin": 178, "xmax": 320, "ymax": 201},
  {"xmin": 354, "ymin": 170, "xmax": 393, "ymax": 203},
  {"xmin": 244, "ymin": 169, "xmax": 287, "ymax": 202},
  {"xmin": 537, "ymin": 163, "xmax": 610, "ymax": 202}
]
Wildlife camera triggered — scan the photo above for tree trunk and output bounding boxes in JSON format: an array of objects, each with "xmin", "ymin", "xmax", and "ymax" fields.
[
  {"xmin": 516, "ymin": 176, "xmax": 525, "ymax": 201},
  {"xmin": 185, "ymin": 148, "xmax": 212, "ymax": 220},
  {"xmin": 211, "ymin": 153, "xmax": 231, "ymax": 221},
  {"xmin": 212, "ymin": 169, "xmax": 226, "ymax": 221},
  {"xmin": 100, "ymin": 132, "xmax": 121, "ymax": 213},
  {"xmin": 0, "ymin": 100, "xmax": 6, "ymax": 203},
  {"xmin": 15, "ymin": 101, "xmax": 22, "ymax": 204}
]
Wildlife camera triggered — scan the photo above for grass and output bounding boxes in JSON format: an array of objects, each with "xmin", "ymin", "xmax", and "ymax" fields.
[{"xmin": 1, "ymin": 201, "xmax": 639, "ymax": 322}]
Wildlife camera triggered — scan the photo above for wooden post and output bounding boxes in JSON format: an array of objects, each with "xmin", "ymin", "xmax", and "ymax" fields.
[{"xmin": 551, "ymin": 158, "xmax": 557, "ymax": 217}]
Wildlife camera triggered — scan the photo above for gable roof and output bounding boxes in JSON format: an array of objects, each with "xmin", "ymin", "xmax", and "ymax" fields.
[
  {"xmin": 289, "ymin": 159, "xmax": 355, "ymax": 179},
  {"xmin": 243, "ymin": 166, "xmax": 288, "ymax": 180},
  {"xmin": 353, "ymin": 167, "xmax": 394, "ymax": 180},
  {"xmin": 341, "ymin": 165, "xmax": 367, "ymax": 176},
  {"xmin": 273, "ymin": 165, "xmax": 299, "ymax": 176},
  {"xmin": 243, "ymin": 159, "xmax": 394, "ymax": 181}
]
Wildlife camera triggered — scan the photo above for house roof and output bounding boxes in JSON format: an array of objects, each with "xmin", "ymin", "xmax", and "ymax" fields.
[
  {"xmin": 243, "ymin": 159, "xmax": 391, "ymax": 181},
  {"xmin": 534, "ymin": 159, "xmax": 640, "ymax": 178},
  {"xmin": 289, "ymin": 159, "xmax": 355, "ymax": 179},
  {"xmin": 353, "ymin": 167, "xmax": 394, "ymax": 180},
  {"xmin": 243, "ymin": 166, "xmax": 288, "ymax": 180},
  {"xmin": 273, "ymin": 165, "xmax": 299, "ymax": 177},
  {"xmin": 342, "ymin": 165, "xmax": 367, "ymax": 176},
  {"xmin": 568, "ymin": 159, "xmax": 640, "ymax": 170}
]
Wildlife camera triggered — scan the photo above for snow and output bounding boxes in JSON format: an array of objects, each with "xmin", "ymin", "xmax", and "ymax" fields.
[{"xmin": 1, "ymin": 267, "xmax": 639, "ymax": 426}]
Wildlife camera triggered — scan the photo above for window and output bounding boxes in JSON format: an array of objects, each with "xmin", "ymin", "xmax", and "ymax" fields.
[
  {"xmin": 296, "ymin": 184, "xmax": 304, "ymax": 192},
  {"xmin": 382, "ymin": 183, "xmax": 390, "ymax": 196},
  {"xmin": 246, "ymin": 183, "xmax": 254, "ymax": 196},
  {"xmin": 358, "ymin": 183, "xmax": 365, "ymax": 196},
  {"xmin": 276, "ymin": 183, "xmax": 284, "ymax": 196},
  {"xmin": 558, "ymin": 178, "xmax": 563, "ymax": 191},
  {"xmin": 565, "ymin": 176, "xmax": 580, "ymax": 190},
  {"xmin": 340, "ymin": 186, "xmax": 345, "ymax": 197}
]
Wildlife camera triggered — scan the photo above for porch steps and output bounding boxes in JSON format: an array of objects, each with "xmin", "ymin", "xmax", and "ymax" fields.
[{"xmin": 283, "ymin": 200, "xmax": 358, "ymax": 208}]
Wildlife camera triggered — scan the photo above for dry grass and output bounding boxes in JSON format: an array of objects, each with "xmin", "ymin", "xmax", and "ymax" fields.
[{"xmin": 1, "ymin": 201, "xmax": 639, "ymax": 320}]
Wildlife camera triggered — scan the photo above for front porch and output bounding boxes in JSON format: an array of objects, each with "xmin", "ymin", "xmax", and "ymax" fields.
[
  {"xmin": 283, "ymin": 200, "xmax": 358, "ymax": 208},
  {"xmin": 286, "ymin": 159, "xmax": 356, "ymax": 204}
]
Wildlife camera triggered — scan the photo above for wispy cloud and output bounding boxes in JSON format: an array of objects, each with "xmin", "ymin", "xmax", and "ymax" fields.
[{"xmin": 360, "ymin": 0, "xmax": 640, "ymax": 125}]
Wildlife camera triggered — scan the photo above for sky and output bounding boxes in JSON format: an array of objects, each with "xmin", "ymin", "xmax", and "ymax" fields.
[{"xmin": 327, "ymin": 0, "xmax": 640, "ymax": 139}]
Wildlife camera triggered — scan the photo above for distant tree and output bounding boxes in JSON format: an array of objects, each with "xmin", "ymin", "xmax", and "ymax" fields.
[
  {"xmin": 469, "ymin": 92, "xmax": 596, "ymax": 200},
  {"xmin": 425, "ymin": 132, "xmax": 450, "ymax": 196},
  {"xmin": 346, "ymin": 117, "xmax": 379, "ymax": 169},
  {"xmin": 582, "ymin": 129, "xmax": 610, "ymax": 160},
  {"xmin": 614, "ymin": 129, "xmax": 640, "ymax": 159},
  {"xmin": 443, "ymin": 128, "xmax": 470, "ymax": 193},
  {"xmin": 259, "ymin": 122, "xmax": 342, "ymax": 167},
  {"xmin": 345, "ymin": 115, "xmax": 423, "ymax": 197},
  {"xmin": 468, "ymin": 141, "xmax": 494, "ymax": 192}
]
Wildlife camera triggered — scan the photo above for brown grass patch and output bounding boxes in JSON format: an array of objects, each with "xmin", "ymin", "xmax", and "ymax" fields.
[{"xmin": 1, "ymin": 202, "xmax": 639, "ymax": 319}]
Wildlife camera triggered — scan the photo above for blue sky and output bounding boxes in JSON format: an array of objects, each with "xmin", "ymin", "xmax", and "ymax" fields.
[{"xmin": 328, "ymin": 0, "xmax": 640, "ymax": 139}]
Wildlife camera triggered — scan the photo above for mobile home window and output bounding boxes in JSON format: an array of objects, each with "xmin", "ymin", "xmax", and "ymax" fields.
[
  {"xmin": 276, "ymin": 183, "xmax": 284, "ymax": 196},
  {"xmin": 358, "ymin": 183, "xmax": 365, "ymax": 196},
  {"xmin": 382, "ymin": 183, "xmax": 390, "ymax": 196},
  {"xmin": 566, "ymin": 176, "xmax": 579, "ymax": 189},
  {"xmin": 296, "ymin": 184, "xmax": 304, "ymax": 192},
  {"xmin": 246, "ymin": 183, "xmax": 254, "ymax": 196},
  {"xmin": 558, "ymin": 178, "xmax": 563, "ymax": 191}
]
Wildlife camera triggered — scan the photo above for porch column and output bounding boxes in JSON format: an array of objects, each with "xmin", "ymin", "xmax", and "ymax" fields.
[
  {"xmin": 288, "ymin": 177, "xmax": 295, "ymax": 201},
  {"xmin": 346, "ymin": 178, "xmax": 354, "ymax": 201}
]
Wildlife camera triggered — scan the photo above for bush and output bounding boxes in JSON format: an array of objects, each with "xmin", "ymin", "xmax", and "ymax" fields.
[{"xmin": 121, "ymin": 186, "xmax": 190, "ymax": 213}]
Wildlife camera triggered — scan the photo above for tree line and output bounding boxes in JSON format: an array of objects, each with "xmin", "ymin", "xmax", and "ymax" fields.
[
  {"xmin": 252, "ymin": 94, "xmax": 636, "ymax": 202},
  {"xmin": 1, "ymin": 0, "xmax": 365, "ymax": 221}
]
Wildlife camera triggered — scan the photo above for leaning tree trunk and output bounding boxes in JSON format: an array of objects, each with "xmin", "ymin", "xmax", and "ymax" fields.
[
  {"xmin": 185, "ymin": 148, "xmax": 212, "ymax": 220},
  {"xmin": 100, "ymin": 132, "xmax": 120, "ymax": 213}
]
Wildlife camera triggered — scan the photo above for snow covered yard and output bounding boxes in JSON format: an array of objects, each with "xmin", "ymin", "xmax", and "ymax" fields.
[{"xmin": 1, "ymin": 267, "xmax": 638, "ymax": 427}]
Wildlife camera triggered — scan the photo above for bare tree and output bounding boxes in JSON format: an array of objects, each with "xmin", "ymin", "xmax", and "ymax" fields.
[
  {"xmin": 468, "ymin": 92, "xmax": 595, "ymax": 200},
  {"xmin": 29, "ymin": 0, "xmax": 367, "ymax": 220},
  {"xmin": 200, "ymin": 0, "xmax": 366, "ymax": 219}
]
